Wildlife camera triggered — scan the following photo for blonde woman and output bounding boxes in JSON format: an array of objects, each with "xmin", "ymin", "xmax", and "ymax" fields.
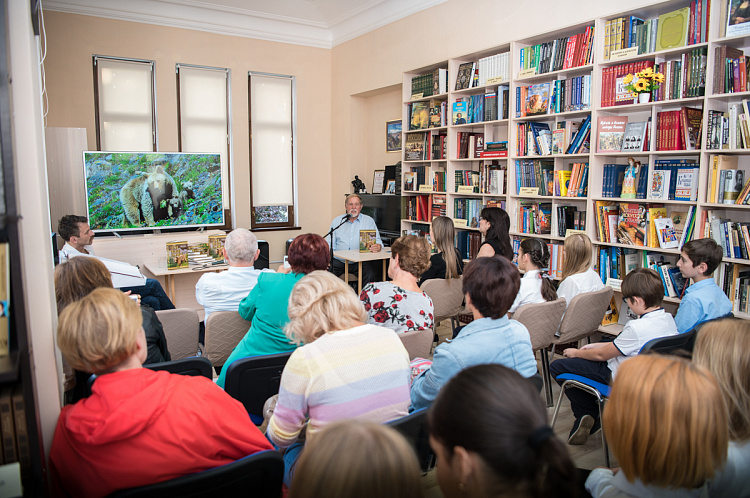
[
  {"xmin": 418, "ymin": 216, "xmax": 463, "ymax": 285},
  {"xmin": 693, "ymin": 318, "xmax": 750, "ymax": 497},
  {"xmin": 288, "ymin": 420, "xmax": 424, "ymax": 498},
  {"xmin": 586, "ymin": 355, "xmax": 728, "ymax": 497},
  {"xmin": 50, "ymin": 289, "xmax": 273, "ymax": 497},
  {"xmin": 267, "ymin": 271, "xmax": 411, "ymax": 486},
  {"xmin": 557, "ymin": 233, "xmax": 604, "ymax": 308}
]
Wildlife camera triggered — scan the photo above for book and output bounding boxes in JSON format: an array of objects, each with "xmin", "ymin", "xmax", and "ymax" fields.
[
  {"xmin": 617, "ymin": 203, "xmax": 645, "ymax": 246},
  {"xmin": 452, "ymin": 101, "xmax": 468, "ymax": 125},
  {"xmin": 621, "ymin": 121, "xmax": 648, "ymax": 151},
  {"xmin": 674, "ymin": 168, "xmax": 699, "ymax": 201},
  {"xmin": 359, "ymin": 230, "xmax": 377, "ymax": 252},
  {"xmin": 404, "ymin": 133, "xmax": 427, "ymax": 161},
  {"xmin": 667, "ymin": 266, "xmax": 688, "ymax": 296},
  {"xmin": 601, "ymin": 295, "xmax": 620, "ymax": 326},
  {"xmin": 208, "ymin": 234, "xmax": 226, "ymax": 262},
  {"xmin": 525, "ymin": 83, "xmax": 550, "ymax": 116},
  {"xmin": 647, "ymin": 204, "xmax": 667, "ymax": 247},
  {"xmin": 597, "ymin": 116, "xmax": 628, "ymax": 153},
  {"xmin": 648, "ymin": 169, "xmax": 671, "ymax": 200},
  {"xmin": 403, "ymin": 172, "xmax": 417, "ymax": 191},
  {"xmin": 455, "ymin": 62, "xmax": 474, "ymax": 90},
  {"xmin": 166, "ymin": 241, "xmax": 189, "ymax": 270},
  {"xmin": 654, "ymin": 216, "xmax": 679, "ymax": 249},
  {"xmin": 723, "ymin": 169, "xmax": 745, "ymax": 204},
  {"xmin": 655, "ymin": 7, "xmax": 690, "ymax": 52}
]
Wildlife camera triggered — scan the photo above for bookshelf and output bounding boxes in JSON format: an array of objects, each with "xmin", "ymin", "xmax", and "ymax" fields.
[{"xmin": 400, "ymin": 0, "xmax": 750, "ymax": 319}]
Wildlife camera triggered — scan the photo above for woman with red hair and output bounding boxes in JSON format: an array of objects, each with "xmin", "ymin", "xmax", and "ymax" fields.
[{"xmin": 217, "ymin": 234, "xmax": 330, "ymax": 388}]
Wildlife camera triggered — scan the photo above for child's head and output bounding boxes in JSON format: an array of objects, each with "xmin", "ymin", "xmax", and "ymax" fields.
[
  {"xmin": 693, "ymin": 317, "xmax": 750, "ymax": 442},
  {"xmin": 289, "ymin": 420, "xmax": 424, "ymax": 498},
  {"xmin": 605, "ymin": 355, "xmax": 728, "ymax": 489},
  {"xmin": 519, "ymin": 238, "xmax": 557, "ymax": 302},
  {"xmin": 679, "ymin": 239, "xmax": 723, "ymax": 277},
  {"xmin": 561, "ymin": 233, "xmax": 592, "ymax": 281},
  {"xmin": 462, "ymin": 256, "xmax": 519, "ymax": 318},
  {"xmin": 429, "ymin": 364, "xmax": 576, "ymax": 498},
  {"xmin": 620, "ymin": 267, "xmax": 664, "ymax": 310}
]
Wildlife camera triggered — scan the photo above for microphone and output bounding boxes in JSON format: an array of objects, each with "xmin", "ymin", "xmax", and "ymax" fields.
[{"xmin": 344, "ymin": 213, "xmax": 352, "ymax": 220}]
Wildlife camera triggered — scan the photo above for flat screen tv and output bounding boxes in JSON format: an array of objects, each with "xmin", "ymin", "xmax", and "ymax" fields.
[{"xmin": 84, "ymin": 151, "xmax": 224, "ymax": 231}]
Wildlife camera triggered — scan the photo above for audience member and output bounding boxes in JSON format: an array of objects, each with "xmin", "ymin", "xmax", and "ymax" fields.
[
  {"xmin": 267, "ymin": 271, "xmax": 410, "ymax": 485},
  {"xmin": 476, "ymin": 207, "xmax": 513, "ymax": 259},
  {"xmin": 410, "ymin": 256, "xmax": 537, "ymax": 410},
  {"xmin": 429, "ymin": 364, "xmax": 577, "ymax": 498},
  {"xmin": 360, "ymin": 235, "xmax": 434, "ymax": 334},
  {"xmin": 57, "ymin": 215, "xmax": 175, "ymax": 311},
  {"xmin": 195, "ymin": 228, "xmax": 270, "ymax": 321},
  {"xmin": 288, "ymin": 420, "xmax": 424, "ymax": 498},
  {"xmin": 693, "ymin": 318, "xmax": 750, "ymax": 497},
  {"xmin": 216, "ymin": 233, "xmax": 329, "ymax": 388},
  {"xmin": 418, "ymin": 216, "xmax": 463, "ymax": 285},
  {"xmin": 586, "ymin": 355, "xmax": 728, "ymax": 497},
  {"xmin": 327, "ymin": 193, "xmax": 382, "ymax": 286},
  {"xmin": 674, "ymin": 238, "xmax": 733, "ymax": 333},
  {"xmin": 556, "ymin": 233, "xmax": 604, "ymax": 308},
  {"xmin": 549, "ymin": 268, "xmax": 678, "ymax": 445},
  {"xmin": 50, "ymin": 288, "xmax": 273, "ymax": 497},
  {"xmin": 55, "ymin": 257, "xmax": 170, "ymax": 403},
  {"xmin": 509, "ymin": 237, "xmax": 557, "ymax": 313}
]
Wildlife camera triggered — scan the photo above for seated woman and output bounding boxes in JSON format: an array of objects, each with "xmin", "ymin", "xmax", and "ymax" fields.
[
  {"xmin": 476, "ymin": 207, "xmax": 513, "ymax": 260},
  {"xmin": 50, "ymin": 288, "xmax": 273, "ymax": 497},
  {"xmin": 586, "ymin": 355, "xmax": 728, "ymax": 498},
  {"xmin": 55, "ymin": 257, "xmax": 170, "ymax": 403},
  {"xmin": 509, "ymin": 238, "xmax": 557, "ymax": 314},
  {"xmin": 360, "ymin": 235, "xmax": 434, "ymax": 334},
  {"xmin": 556, "ymin": 233, "xmax": 604, "ymax": 308},
  {"xmin": 693, "ymin": 318, "xmax": 750, "ymax": 497},
  {"xmin": 411, "ymin": 256, "xmax": 537, "ymax": 410},
  {"xmin": 216, "ymin": 233, "xmax": 329, "ymax": 388},
  {"xmin": 418, "ymin": 216, "xmax": 463, "ymax": 285},
  {"xmin": 429, "ymin": 364, "xmax": 577, "ymax": 498},
  {"xmin": 267, "ymin": 271, "xmax": 411, "ymax": 485},
  {"xmin": 288, "ymin": 420, "xmax": 424, "ymax": 498}
]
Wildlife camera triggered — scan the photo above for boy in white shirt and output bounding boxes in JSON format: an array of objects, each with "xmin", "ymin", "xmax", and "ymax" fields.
[{"xmin": 549, "ymin": 268, "xmax": 678, "ymax": 445}]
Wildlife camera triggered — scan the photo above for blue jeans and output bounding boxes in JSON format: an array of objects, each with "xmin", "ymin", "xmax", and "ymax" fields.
[
  {"xmin": 120, "ymin": 278, "xmax": 175, "ymax": 311},
  {"xmin": 268, "ymin": 438, "xmax": 304, "ymax": 487},
  {"xmin": 549, "ymin": 357, "xmax": 611, "ymax": 420}
]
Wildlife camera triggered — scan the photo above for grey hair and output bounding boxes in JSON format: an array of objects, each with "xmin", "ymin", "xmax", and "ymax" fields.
[{"xmin": 224, "ymin": 228, "xmax": 258, "ymax": 264}]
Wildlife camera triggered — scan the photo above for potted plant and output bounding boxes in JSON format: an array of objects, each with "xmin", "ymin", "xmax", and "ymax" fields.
[{"xmin": 623, "ymin": 67, "xmax": 665, "ymax": 103}]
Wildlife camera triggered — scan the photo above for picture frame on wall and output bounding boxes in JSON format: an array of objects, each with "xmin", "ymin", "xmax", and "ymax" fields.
[
  {"xmin": 727, "ymin": 0, "xmax": 750, "ymax": 37},
  {"xmin": 385, "ymin": 179, "xmax": 396, "ymax": 194},
  {"xmin": 372, "ymin": 170, "xmax": 386, "ymax": 194},
  {"xmin": 386, "ymin": 120, "xmax": 402, "ymax": 152}
]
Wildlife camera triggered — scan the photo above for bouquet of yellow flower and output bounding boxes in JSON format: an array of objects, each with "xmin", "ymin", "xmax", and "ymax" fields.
[{"xmin": 623, "ymin": 67, "xmax": 665, "ymax": 96}]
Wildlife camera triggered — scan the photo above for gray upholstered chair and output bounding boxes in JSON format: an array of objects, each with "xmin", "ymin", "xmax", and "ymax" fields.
[
  {"xmin": 512, "ymin": 297, "xmax": 567, "ymax": 406},
  {"xmin": 420, "ymin": 276, "xmax": 465, "ymax": 342},
  {"xmin": 204, "ymin": 311, "xmax": 252, "ymax": 370},
  {"xmin": 154, "ymin": 308, "xmax": 201, "ymax": 360},
  {"xmin": 555, "ymin": 287, "xmax": 614, "ymax": 346},
  {"xmin": 398, "ymin": 328, "xmax": 433, "ymax": 360}
]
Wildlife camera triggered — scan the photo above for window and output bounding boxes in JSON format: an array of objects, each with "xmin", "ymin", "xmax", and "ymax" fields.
[
  {"xmin": 177, "ymin": 64, "xmax": 231, "ymax": 227},
  {"xmin": 249, "ymin": 72, "xmax": 296, "ymax": 229},
  {"xmin": 93, "ymin": 56, "xmax": 156, "ymax": 151}
]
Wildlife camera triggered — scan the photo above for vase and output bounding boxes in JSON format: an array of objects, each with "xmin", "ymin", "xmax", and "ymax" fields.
[{"xmin": 638, "ymin": 93, "xmax": 651, "ymax": 104}]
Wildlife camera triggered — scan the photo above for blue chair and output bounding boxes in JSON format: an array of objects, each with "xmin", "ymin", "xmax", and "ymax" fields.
[
  {"xmin": 108, "ymin": 450, "xmax": 283, "ymax": 498},
  {"xmin": 386, "ymin": 408, "xmax": 434, "ymax": 473},
  {"xmin": 223, "ymin": 352, "xmax": 292, "ymax": 424},
  {"xmin": 145, "ymin": 356, "xmax": 213, "ymax": 379}
]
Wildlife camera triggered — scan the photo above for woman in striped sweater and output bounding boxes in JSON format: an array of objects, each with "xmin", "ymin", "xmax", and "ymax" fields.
[{"xmin": 267, "ymin": 271, "xmax": 411, "ymax": 486}]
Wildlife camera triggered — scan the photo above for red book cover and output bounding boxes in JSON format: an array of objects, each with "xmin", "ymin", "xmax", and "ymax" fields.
[
  {"xmin": 696, "ymin": 0, "xmax": 702, "ymax": 43},
  {"xmin": 573, "ymin": 33, "xmax": 584, "ymax": 67},
  {"xmin": 688, "ymin": 1, "xmax": 695, "ymax": 46},
  {"xmin": 740, "ymin": 56, "xmax": 747, "ymax": 92},
  {"xmin": 563, "ymin": 37, "xmax": 575, "ymax": 69},
  {"xmin": 618, "ymin": 203, "xmax": 646, "ymax": 246}
]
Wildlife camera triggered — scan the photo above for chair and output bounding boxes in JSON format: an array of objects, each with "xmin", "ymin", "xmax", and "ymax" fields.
[
  {"xmin": 512, "ymin": 297, "xmax": 567, "ymax": 406},
  {"xmin": 555, "ymin": 287, "xmax": 614, "ymax": 346},
  {"xmin": 154, "ymin": 308, "xmax": 200, "ymax": 360},
  {"xmin": 386, "ymin": 409, "xmax": 434, "ymax": 473},
  {"xmin": 640, "ymin": 328, "xmax": 698, "ymax": 356},
  {"xmin": 108, "ymin": 450, "xmax": 284, "ymax": 498},
  {"xmin": 398, "ymin": 328, "xmax": 433, "ymax": 360},
  {"xmin": 204, "ymin": 311, "xmax": 252, "ymax": 370},
  {"xmin": 420, "ymin": 277, "xmax": 465, "ymax": 341},
  {"xmin": 223, "ymin": 351, "xmax": 293, "ymax": 424},
  {"xmin": 145, "ymin": 357, "xmax": 213, "ymax": 379}
]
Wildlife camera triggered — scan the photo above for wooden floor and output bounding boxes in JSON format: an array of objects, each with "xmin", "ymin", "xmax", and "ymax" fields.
[{"xmin": 422, "ymin": 321, "xmax": 616, "ymax": 497}]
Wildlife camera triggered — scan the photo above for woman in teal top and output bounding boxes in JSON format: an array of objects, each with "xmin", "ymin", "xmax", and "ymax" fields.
[{"xmin": 217, "ymin": 234, "xmax": 331, "ymax": 388}]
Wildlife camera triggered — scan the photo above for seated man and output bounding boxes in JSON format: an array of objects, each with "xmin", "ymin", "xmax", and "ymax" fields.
[
  {"xmin": 196, "ymin": 228, "xmax": 271, "ymax": 321},
  {"xmin": 50, "ymin": 288, "xmax": 273, "ymax": 497},
  {"xmin": 57, "ymin": 215, "xmax": 174, "ymax": 311},
  {"xmin": 327, "ymin": 194, "xmax": 382, "ymax": 287}
]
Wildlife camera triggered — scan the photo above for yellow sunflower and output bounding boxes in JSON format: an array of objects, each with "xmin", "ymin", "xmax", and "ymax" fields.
[
  {"xmin": 623, "ymin": 73, "xmax": 634, "ymax": 85},
  {"xmin": 653, "ymin": 73, "xmax": 665, "ymax": 84},
  {"xmin": 639, "ymin": 67, "xmax": 654, "ymax": 77},
  {"xmin": 634, "ymin": 78, "xmax": 650, "ymax": 92}
]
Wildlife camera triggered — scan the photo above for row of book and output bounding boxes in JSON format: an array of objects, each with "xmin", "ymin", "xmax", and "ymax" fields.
[
  {"xmin": 602, "ymin": 160, "xmax": 699, "ymax": 201},
  {"xmin": 706, "ymin": 103, "xmax": 750, "ymax": 150},
  {"xmin": 404, "ymin": 133, "xmax": 436, "ymax": 161},
  {"xmin": 654, "ymin": 48, "xmax": 708, "ymax": 101},
  {"xmin": 515, "ymin": 117, "xmax": 590, "ymax": 156},
  {"xmin": 517, "ymin": 201, "xmax": 552, "ymax": 235},
  {"xmin": 411, "ymin": 68, "xmax": 448, "ymax": 98},
  {"xmin": 512, "ymin": 239, "xmax": 567, "ymax": 279},
  {"xmin": 453, "ymin": 87, "xmax": 509, "ymax": 125},
  {"xmin": 454, "ymin": 198, "xmax": 483, "ymax": 226},
  {"xmin": 550, "ymin": 76, "xmax": 592, "ymax": 114},
  {"xmin": 409, "ymin": 99, "xmax": 447, "ymax": 130},
  {"xmin": 713, "ymin": 45, "xmax": 750, "ymax": 95},
  {"xmin": 404, "ymin": 167, "xmax": 427, "ymax": 191},
  {"xmin": 717, "ymin": 262, "xmax": 750, "ymax": 313},
  {"xmin": 456, "ymin": 132, "xmax": 484, "ymax": 159},
  {"xmin": 431, "ymin": 194, "xmax": 446, "ymax": 218},
  {"xmin": 601, "ymin": 60, "xmax": 654, "ymax": 107},
  {"xmin": 595, "ymin": 117, "xmax": 649, "ymax": 153},
  {"xmin": 402, "ymin": 195, "xmax": 431, "ymax": 222},
  {"xmin": 707, "ymin": 216, "xmax": 750, "ymax": 260},
  {"xmin": 455, "ymin": 53, "xmax": 511, "ymax": 91},
  {"xmin": 455, "ymin": 169, "xmax": 480, "ymax": 193},
  {"xmin": 654, "ymin": 107, "xmax": 703, "ymax": 151},
  {"xmin": 515, "ymin": 159, "xmax": 552, "ymax": 195},
  {"xmin": 556, "ymin": 205, "xmax": 586, "ymax": 237},
  {"xmin": 518, "ymin": 25, "xmax": 595, "ymax": 75},
  {"xmin": 456, "ymin": 231, "xmax": 482, "ymax": 260},
  {"xmin": 479, "ymin": 163, "xmax": 506, "ymax": 195},
  {"xmin": 706, "ymin": 155, "xmax": 749, "ymax": 204},
  {"xmin": 432, "ymin": 171, "xmax": 446, "ymax": 192},
  {"xmin": 594, "ymin": 202, "xmax": 696, "ymax": 249}
]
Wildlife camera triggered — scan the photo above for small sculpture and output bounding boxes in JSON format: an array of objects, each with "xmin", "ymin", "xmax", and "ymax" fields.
[
  {"xmin": 352, "ymin": 175, "xmax": 367, "ymax": 194},
  {"xmin": 622, "ymin": 157, "xmax": 640, "ymax": 199}
]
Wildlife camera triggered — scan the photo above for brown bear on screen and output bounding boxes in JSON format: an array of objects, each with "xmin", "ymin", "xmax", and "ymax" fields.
[{"xmin": 120, "ymin": 166, "xmax": 179, "ymax": 226}]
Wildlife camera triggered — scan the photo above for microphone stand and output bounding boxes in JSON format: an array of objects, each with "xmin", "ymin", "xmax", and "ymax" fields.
[{"xmin": 325, "ymin": 214, "xmax": 351, "ymax": 271}]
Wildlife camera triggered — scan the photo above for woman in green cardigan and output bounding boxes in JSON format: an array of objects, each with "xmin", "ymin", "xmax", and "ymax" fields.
[{"xmin": 217, "ymin": 234, "xmax": 330, "ymax": 388}]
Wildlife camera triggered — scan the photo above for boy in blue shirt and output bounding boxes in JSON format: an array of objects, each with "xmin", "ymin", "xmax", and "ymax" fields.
[{"xmin": 674, "ymin": 239, "xmax": 732, "ymax": 333}]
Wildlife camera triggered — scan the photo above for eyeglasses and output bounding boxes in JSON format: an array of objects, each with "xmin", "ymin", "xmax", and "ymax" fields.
[
  {"xmin": 478, "ymin": 217, "xmax": 484, "ymax": 221},
  {"xmin": 621, "ymin": 296, "xmax": 632, "ymax": 304}
]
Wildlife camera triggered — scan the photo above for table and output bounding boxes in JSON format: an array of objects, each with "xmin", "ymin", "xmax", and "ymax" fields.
[
  {"xmin": 143, "ymin": 262, "xmax": 227, "ymax": 302},
  {"xmin": 333, "ymin": 249, "xmax": 391, "ymax": 294}
]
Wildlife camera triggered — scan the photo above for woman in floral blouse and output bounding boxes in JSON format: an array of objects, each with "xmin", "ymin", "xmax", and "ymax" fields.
[{"xmin": 360, "ymin": 235, "xmax": 434, "ymax": 334}]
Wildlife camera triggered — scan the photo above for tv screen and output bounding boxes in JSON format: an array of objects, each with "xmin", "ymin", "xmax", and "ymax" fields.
[{"xmin": 84, "ymin": 152, "xmax": 224, "ymax": 231}]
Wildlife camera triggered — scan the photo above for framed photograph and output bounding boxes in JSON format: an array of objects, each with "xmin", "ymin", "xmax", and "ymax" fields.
[
  {"xmin": 386, "ymin": 120, "xmax": 402, "ymax": 152},
  {"xmin": 727, "ymin": 0, "xmax": 750, "ymax": 37},
  {"xmin": 385, "ymin": 179, "xmax": 396, "ymax": 194},
  {"xmin": 372, "ymin": 170, "xmax": 386, "ymax": 194}
]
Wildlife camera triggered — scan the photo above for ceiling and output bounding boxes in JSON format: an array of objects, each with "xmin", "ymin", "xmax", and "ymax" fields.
[{"xmin": 43, "ymin": 0, "xmax": 447, "ymax": 48}]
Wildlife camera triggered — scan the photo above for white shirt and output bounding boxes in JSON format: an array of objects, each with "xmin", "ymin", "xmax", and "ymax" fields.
[
  {"xmin": 607, "ymin": 308, "xmax": 678, "ymax": 378},
  {"xmin": 557, "ymin": 268, "xmax": 605, "ymax": 309},
  {"xmin": 195, "ymin": 265, "xmax": 271, "ymax": 320},
  {"xmin": 326, "ymin": 214, "xmax": 382, "ymax": 262},
  {"xmin": 710, "ymin": 440, "xmax": 750, "ymax": 497},
  {"xmin": 59, "ymin": 242, "xmax": 95, "ymax": 262},
  {"xmin": 509, "ymin": 269, "xmax": 546, "ymax": 313},
  {"xmin": 58, "ymin": 242, "xmax": 146, "ymax": 288}
]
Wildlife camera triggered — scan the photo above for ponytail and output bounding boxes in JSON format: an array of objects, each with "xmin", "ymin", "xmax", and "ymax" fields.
[
  {"xmin": 520, "ymin": 238, "xmax": 558, "ymax": 302},
  {"xmin": 530, "ymin": 432, "xmax": 578, "ymax": 498}
]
